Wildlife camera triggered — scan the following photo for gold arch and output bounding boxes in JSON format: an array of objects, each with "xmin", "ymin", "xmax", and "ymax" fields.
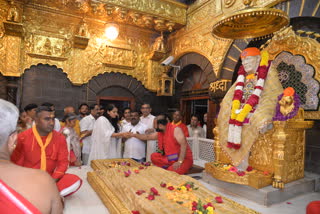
[{"xmin": 263, "ymin": 26, "xmax": 320, "ymax": 83}]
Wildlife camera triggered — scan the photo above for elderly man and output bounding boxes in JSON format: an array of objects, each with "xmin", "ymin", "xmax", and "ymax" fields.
[
  {"xmin": 122, "ymin": 110, "xmax": 147, "ymax": 162},
  {"xmin": 171, "ymin": 110, "xmax": 189, "ymax": 137},
  {"xmin": 140, "ymin": 103, "xmax": 155, "ymax": 133},
  {"xmin": 0, "ymin": 99, "xmax": 63, "ymax": 213},
  {"xmin": 80, "ymin": 104, "xmax": 100, "ymax": 165},
  {"xmin": 11, "ymin": 106, "xmax": 82, "ymax": 197},
  {"xmin": 131, "ymin": 114, "xmax": 193, "ymax": 174}
]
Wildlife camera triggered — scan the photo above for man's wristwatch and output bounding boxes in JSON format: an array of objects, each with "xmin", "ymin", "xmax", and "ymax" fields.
[{"xmin": 178, "ymin": 160, "xmax": 183, "ymax": 164}]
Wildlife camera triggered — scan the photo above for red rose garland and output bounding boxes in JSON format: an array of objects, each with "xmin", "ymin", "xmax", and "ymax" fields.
[{"xmin": 227, "ymin": 51, "xmax": 270, "ymax": 150}]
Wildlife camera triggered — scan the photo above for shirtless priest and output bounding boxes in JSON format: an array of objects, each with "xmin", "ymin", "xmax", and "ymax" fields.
[
  {"xmin": 0, "ymin": 99, "xmax": 63, "ymax": 214},
  {"xmin": 129, "ymin": 114, "xmax": 193, "ymax": 174},
  {"xmin": 11, "ymin": 106, "xmax": 82, "ymax": 197}
]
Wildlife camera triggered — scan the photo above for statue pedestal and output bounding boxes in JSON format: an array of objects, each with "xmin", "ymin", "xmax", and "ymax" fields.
[{"xmin": 202, "ymin": 171, "xmax": 320, "ymax": 206}]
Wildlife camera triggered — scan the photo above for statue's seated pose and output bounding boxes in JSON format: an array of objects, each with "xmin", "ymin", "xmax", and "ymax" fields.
[
  {"xmin": 218, "ymin": 47, "xmax": 283, "ymax": 171},
  {"xmin": 206, "ymin": 47, "xmax": 314, "ymax": 189}
]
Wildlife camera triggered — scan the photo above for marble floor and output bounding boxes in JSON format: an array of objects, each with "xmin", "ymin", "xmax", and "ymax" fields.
[{"xmin": 64, "ymin": 167, "xmax": 320, "ymax": 214}]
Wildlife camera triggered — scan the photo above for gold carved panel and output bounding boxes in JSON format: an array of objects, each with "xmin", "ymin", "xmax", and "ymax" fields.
[{"xmin": 104, "ymin": 45, "xmax": 136, "ymax": 70}]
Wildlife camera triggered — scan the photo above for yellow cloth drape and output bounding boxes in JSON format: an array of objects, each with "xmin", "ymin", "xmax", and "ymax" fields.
[{"xmin": 32, "ymin": 125, "xmax": 53, "ymax": 171}]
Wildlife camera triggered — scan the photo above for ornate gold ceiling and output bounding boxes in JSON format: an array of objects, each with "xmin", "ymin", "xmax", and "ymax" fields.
[{"xmin": 22, "ymin": 0, "xmax": 187, "ymax": 32}]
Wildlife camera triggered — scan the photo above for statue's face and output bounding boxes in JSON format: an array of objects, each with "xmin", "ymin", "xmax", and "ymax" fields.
[{"xmin": 242, "ymin": 55, "xmax": 260, "ymax": 74}]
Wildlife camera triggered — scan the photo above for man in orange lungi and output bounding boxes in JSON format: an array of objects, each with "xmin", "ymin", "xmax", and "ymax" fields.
[
  {"xmin": 11, "ymin": 106, "xmax": 82, "ymax": 197},
  {"xmin": 0, "ymin": 99, "xmax": 63, "ymax": 214},
  {"xmin": 130, "ymin": 114, "xmax": 193, "ymax": 175},
  {"xmin": 171, "ymin": 110, "xmax": 189, "ymax": 137}
]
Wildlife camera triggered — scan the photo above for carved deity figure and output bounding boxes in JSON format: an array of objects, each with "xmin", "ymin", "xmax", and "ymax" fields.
[
  {"xmin": 6, "ymin": 1, "xmax": 19, "ymax": 22},
  {"xmin": 217, "ymin": 47, "xmax": 283, "ymax": 171},
  {"xmin": 78, "ymin": 20, "xmax": 89, "ymax": 37},
  {"xmin": 279, "ymin": 89, "xmax": 295, "ymax": 116},
  {"xmin": 152, "ymin": 34, "xmax": 165, "ymax": 52},
  {"xmin": 43, "ymin": 38, "xmax": 52, "ymax": 55}
]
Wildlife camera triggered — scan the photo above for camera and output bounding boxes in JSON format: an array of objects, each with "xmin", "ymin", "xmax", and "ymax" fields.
[{"xmin": 161, "ymin": 56, "xmax": 174, "ymax": 66}]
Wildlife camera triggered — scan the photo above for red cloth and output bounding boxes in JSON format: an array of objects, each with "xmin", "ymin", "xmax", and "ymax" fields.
[
  {"xmin": 57, "ymin": 174, "xmax": 82, "ymax": 197},
  {"xmin": 11, "ymin": 128, "xmax": 69, "ymax": 179},
  {"xmin": 151, "ymin": 123, "xmax": 193, "ymax": 175},
  {"xmin": 307, "ymin": 201, "xmax": 320, "ymax": 214},
  {"xmin": 0, "ymin": 179, "xmax": 41, "ymax": 214},
  {"xmin": 174, "ymin": 122, "xmax": 189, "ymax": 137}
]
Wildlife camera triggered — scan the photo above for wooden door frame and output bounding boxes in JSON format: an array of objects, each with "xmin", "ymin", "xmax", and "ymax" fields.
[
  {"xmin": 97, "ymin": 96, "xmax": 135, "ymax": 110},
  {"xmin": 180, "ymin": 95, "xmax": 216, "ymax": 139}
]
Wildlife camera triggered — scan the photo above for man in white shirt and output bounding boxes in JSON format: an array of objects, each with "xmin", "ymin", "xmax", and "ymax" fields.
[
  {"xmin": 122, "ymin": 110, "xmax": 147, "ymax": 162},
  {"xmin": 187, "ymin": 114, "xmax": 205, "ymax": 138},
  {"xmin": 80, "ymin": 104, "xmax": 100, "ymax": 165},
  {"xmin": 140, "ymin": 103, "xmax": 155, "ymax": 134}
]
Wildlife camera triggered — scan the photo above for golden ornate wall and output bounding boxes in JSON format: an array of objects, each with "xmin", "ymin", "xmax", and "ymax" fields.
[
  {"xmin": 168, "ymin": 0, "xmax": 282, "ymax": 77},
  {"xmin": 0, "ymin": 0, "xmax": 189, "ymax": 91}
]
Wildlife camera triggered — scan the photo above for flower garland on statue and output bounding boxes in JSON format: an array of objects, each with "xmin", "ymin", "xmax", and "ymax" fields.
[{"xmin": 227, "ymin": 50, "xmax": 270, "ymax": 150}]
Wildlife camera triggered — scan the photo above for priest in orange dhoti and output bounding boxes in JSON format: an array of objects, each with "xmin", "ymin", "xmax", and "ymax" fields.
[
  {"xmin": 0, "ymin": 99, "xmax": 63, "ymax": 214},
  {"xmin": 129, "ymin": 114, "xmax": 193, "ymax": 175}
]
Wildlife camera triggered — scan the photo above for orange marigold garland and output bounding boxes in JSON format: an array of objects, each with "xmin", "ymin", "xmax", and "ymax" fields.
[{"xmin": 227, "ymin": 51, "xmax": 270, "ymax": 150}]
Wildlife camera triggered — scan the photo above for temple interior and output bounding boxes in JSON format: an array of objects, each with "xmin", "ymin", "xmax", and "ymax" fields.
[{"xmin": 0, "ymin": 0, "xmax": 320, "ymax": 213}]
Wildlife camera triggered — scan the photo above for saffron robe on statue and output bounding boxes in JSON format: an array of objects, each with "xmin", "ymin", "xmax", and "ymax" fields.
[
  {"xmin": 11, "ymin": 128, "xmax": 82, "ymax": 197},
  {"xmin": 151, "ymin": 123, "xmax": 193, "ymax": 175},
  {"xmin": 0, "ymin": 179, "xmax": 41, "ymax": 214}
]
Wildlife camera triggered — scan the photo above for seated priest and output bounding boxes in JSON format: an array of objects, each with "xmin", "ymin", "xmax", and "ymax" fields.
[
  {"xmin": 0, "ymin": 99, "xmax": 63, "ymax": 214},
  {"xmin": 11, "ymin": 106, "xmax": 82, "ymax": 197},
  {"xmin": 218, "ymin": 47, "xmax": 283, "ymax": 171},
  {"xmin": 129, "ymin": 114, "xmax": 193, "ymax": 174}
]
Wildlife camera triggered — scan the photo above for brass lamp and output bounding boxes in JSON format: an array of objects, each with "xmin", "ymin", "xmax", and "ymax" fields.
[{"xmin": 212, "ymin": 0, "xmax": 289, "ymax": 39}]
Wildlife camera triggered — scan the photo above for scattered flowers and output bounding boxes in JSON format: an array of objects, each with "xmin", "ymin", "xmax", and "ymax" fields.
[
  {"xmin": 135, "ymin": 190, "xmax": 146, "ymax": 195},
  {"xmin": 246, "ymin": 166, "xmax": 253, "ymax": 172},
  {"xmin": 236, "ymin": 171, "xmax": 246, "ymax": 176},
  {"xmin": 215, "ymin": 196, "xmax": 223, "ymax": 203},
  {"xmin": 177, "ymin": 182, "xmax": 199, "ymax": 191},
  {"xmin": 286, "ymin": 202, "xmax": 292, "ymax": 204},
  {"xmin": 150, "ymin": 187, "xmax": 160, "ymax": 196},
  {"xmin": 134, "ymin": 169, "xmax": 140, "ymax": 174},
  {"xmin": 160, "ymin": 182, "xmax": 167, "ymax": 188},
  {"xmin": 139, "ymin": 166, "xmax": 144, "ymax": 170},
  {"xmin": 167, "ymin": 186, "xmax": 175, "ymax": 191},
  {"xmin": 131, "ymin": 211, "xmax": 140, "ymax": 214},
  {"xmin": 192, "ymin": 199, "xmax": 215, "ymax": 214},
  {"xmin": 146, "ymin": 194, "xmax": 155, "ymax": 200},
  {"xmin": 228, "ymin": 166, "xmax": 238, "ymax": 173},
  {"xmin": 124, "ymin": 170, "xmax": 131, "ymax": 177},
  {"xmin": 141, "ymin": 162, "xmax": 151, "ymax": 166}
]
